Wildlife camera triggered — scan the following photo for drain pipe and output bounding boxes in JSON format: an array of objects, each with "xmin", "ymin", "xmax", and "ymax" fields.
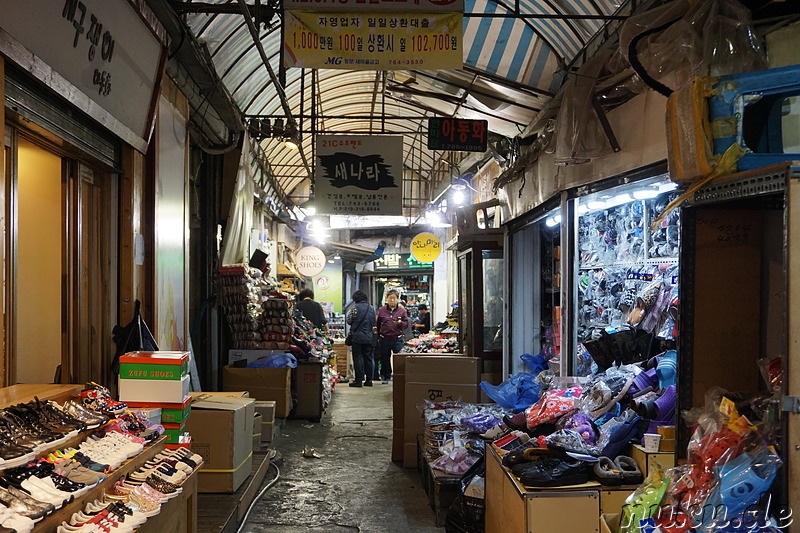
[{"xmin": 236, "ymin": 0, "xmax": 313, "ymax": 182}]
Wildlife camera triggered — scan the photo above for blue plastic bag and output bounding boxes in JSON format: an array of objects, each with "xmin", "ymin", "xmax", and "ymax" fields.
[
  {"xmin": 479, "ymin": 353, "xmax": 548, "ymax": 411},
  {"xmin": 247, "ymin": 352, "xmax": 298, "ymax": 369}
]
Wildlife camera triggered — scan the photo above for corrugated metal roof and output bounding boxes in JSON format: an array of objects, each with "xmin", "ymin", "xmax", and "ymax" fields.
[{"xmin": 184, "ymin": 0, "xmax": 626, "ymax": 211}]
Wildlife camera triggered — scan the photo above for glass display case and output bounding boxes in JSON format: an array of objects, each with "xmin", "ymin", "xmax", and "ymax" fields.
[
  {"xmin": 572, "ymin": 175, "xmax": 680, "ymax": 374},
  {"xmin": 456, "ymin": 240, "xmax": 504, "ymax": 366}
]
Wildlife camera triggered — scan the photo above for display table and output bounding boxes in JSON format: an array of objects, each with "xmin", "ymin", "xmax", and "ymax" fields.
[
  {"xmin": 0, "ymin": 384, "xmax": 83, "ymax": 408},
  {"xmin": 485, "ymin": 446, "xmax": 635, "ymax": 533}
]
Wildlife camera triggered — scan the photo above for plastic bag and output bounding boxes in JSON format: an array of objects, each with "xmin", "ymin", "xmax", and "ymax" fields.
[
  {"xmin": 620, "ymin": 463, "xmax": 669, "ymax": 533},
  {"xmin": 247, "ymin": 352, "xmax": 298, "ymax": 368},
  {"xmin": 479, "ymin": 353, "xmax": 548, "ymax": 411}
]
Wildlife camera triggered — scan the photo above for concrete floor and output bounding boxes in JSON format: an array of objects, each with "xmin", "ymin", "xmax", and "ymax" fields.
[{"xmin": 241, "ymin": 382, "xmax": 442, "ymax": 533}]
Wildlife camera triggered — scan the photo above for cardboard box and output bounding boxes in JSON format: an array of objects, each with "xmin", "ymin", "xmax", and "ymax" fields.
[
  {"xmin": 125, "ymin": 397, "xmax": 190, "ymax": 423},
  {"xmin": 403, "ymin": 442, "xmax": 418, "ymax": 469},
  {"xmin": 185, "ymin": 396, "xmax": 256, "ymax": 493},
  {"xmin": 228, "ymin": 349, "xmax": 289, "ymax": 366},
  {"xmin": 254, "ymin": 401, "xmax": 276, "ymax": 443},
  {"xmin": 118, "ymin": 374, "xmax": 190, "ymax": 404},
  {"xmin": 130, "ymin": 407, "xmax": 161, "ymax": 425},
  {"xmin": 391, "ymin": 428, "xmax": 403, "ymax": 462},
  {"xmin": 392, "ymin": 354, "xmax": 408, "ymax": 431},
  {"xmin": 293, "ymin": 361, "xmax": 323, "ymax": 420},
  {"xmin": 191, "ymin": 391, "xmax": 249, "ymax": 400},
  {"xmin": 405, "ymin": 355, "xmax": 480, "ymax": 384},
  {"xmin": 252, "ymin": 412, "xmax": 262, "ymax": 452},
  {"xmin": 162, "ymin": 422, "xmax": 187, "ymax": 444},
  {"xmin": 600, "ymin": 513, "xmax": 620, "ymax": 533},
  {"xmin": 119, "ymin": 351, "xmax": 190, "ymax": 380},
  {"xmin": 630, "ymin": 444, "xmax": 676, "ymax": 477},
  {"xmin": 401, "ymin": 356, "xmax": 481, "ymax": 467},
  {"xmin": 222, "ymin": 366, "xmax": 291, "ymax": 418}
]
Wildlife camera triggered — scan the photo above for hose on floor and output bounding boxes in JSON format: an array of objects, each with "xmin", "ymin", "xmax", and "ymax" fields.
[{"xmin": 236, "ymin": 460, "xmax": 282, "ymax": 533}]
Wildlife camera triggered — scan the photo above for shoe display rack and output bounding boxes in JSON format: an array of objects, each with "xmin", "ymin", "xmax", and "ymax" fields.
[
  {"xmin": 485, "ymin": 446, "xmax": 635, "ymax": 533},
  {"xmin": 0, "ymin": 386, "xmax": 200, "ymax": 533}
]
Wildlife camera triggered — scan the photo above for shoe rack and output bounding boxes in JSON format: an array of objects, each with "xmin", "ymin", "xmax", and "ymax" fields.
[
  {"xmin": 0, "ymin": 386, "xmax": 200, "ymax": 533},
  {"xmin": 30, "ymin": 434, "xmax": 172, "ymax": 531}
]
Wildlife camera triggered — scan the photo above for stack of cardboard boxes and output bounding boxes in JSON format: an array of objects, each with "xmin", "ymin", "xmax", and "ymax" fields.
[
  {"xmin": 392, "ymin": 354, "xmax": 481, "ymax": 468},
  {"xmin": 119, "ymin": 351, "xmax": 192, "ymax": 449},
  {"xmin": 185, "ymin": 392, "xmax": 256, "ymax": 493}
]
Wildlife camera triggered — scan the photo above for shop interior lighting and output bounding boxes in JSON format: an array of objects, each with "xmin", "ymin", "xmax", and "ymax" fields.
[
  {"xmin": 545, "ymin": 214, "xmax": 562, "ymax": 227},
  {"xmin": 333, "ymin": 253, "xmax": 341, "ymax": 260},
  {"xmin": 425, "ymin": 208, "xmax": 452, "ymax": 228},
  {"xmin": 658, "ymin": 182, "xmax": 679, "ymax": 193},
  {"xmin": 587, "ymin": 200, "xmax": 606, "ymax": 210},
  {"xmin": 633, "ymin": 188, "xmax": 660, "ymax": 200},
  {"xmin": 328, "ymin": 258, "xmax": 335, "ymax": 263},
  {"xmin": 283, "ymin": 122, "xmax": 300, "ymax": 150},
  {"xmin": 307, "ymin": 219, "xmax": 329, "ymax": 244},
  {"xmin": 452, "ymin": 189, "xmax": 466, "ymax": 205}
]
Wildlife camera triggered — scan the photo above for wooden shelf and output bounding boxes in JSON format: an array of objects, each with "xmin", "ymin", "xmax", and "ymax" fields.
[
  {"xmin": 0, "ymin": 385, "xmax": 83, "ymax": 409},
  {"xmin": 33, "ymin": 435, "xmax": 170, "ymax": 531}
]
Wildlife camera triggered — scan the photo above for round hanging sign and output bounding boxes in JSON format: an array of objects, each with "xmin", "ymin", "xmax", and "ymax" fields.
[
  {"xmin": 296, "ymin": 246, "xmax": 326, "ymax": 277},
  {"xmin": 410, "ymin": 232, "xmax": 442, "ymax": 263}
]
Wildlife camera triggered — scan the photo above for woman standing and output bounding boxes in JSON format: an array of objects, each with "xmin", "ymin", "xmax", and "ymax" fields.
[
  {"xmin": 376, "ymin": 290, "xmax": 409, "ymax": 384},
  {"xmin": 346, "ymin": 290, "xmax": 376, "ymax": 387}
]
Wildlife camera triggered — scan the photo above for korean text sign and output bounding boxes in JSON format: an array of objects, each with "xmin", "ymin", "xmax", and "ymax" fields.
[
  {"xmin": 315, "ymin": 135, "xmax": 403, "ymax": 216},
  {"xmin": 427, "ymin": 118, "xmax": 488, "ymax": 152},
  {"xmin": 283, "ymin": 11, "xmax": 462, "ymax": 70}
]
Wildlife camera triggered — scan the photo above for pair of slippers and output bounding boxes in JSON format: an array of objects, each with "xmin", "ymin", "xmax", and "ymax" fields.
[{"xmin": 592, "ymin": 455, "xmax": 644, "ymax": 486}]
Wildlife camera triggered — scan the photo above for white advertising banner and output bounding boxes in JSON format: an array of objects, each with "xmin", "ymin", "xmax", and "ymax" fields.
[{"xmin": 315, "ymin": 135, "xmax": 403, "ymax": 216}]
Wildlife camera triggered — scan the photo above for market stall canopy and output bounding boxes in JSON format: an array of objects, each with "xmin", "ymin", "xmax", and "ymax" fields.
[{"xmin": 171, "ymin": 0, "xmax": 631, "ymax": 215}]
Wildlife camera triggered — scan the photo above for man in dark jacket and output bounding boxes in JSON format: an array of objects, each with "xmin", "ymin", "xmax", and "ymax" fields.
[
  {"xmin": 375, "ymin": 290, "xmax": 409, "ymax": 384},
  {"xmin": 296, "ymin": 289, "xmax": 328, "ymax": 330},
  {"xmin": 346, "ymin": 290, "xmax": 376, "ymax": 387}
]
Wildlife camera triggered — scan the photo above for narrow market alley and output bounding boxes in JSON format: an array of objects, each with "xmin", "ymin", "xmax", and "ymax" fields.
[{"xmin": 241, "ymin": 384, "xmax": 440, "ymax": 533}]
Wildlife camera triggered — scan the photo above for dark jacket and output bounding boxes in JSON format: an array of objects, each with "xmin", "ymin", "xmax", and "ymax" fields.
[
  {"xmin": 346, "ymin": 302, "xmax": 376, "ymax": 345},
  {"xmin": 377, "ymin": 304, "xmax": 409, "ymax": 339},
  {"xmin": 296, "ymin": 298, "xmax": 327, "ymax": 329}
]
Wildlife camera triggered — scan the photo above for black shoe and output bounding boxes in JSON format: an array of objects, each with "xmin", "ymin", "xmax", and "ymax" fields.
[
  {"xmin": 364, "ymin": 381, "xmax": 373, "ymax": 387},
  {"xmin": 518, "ymin": 457, "xmax": 590, "ymax": 487},
  {"xmin": 348, "ymin": 382, "xmax": 363, "ymax": 388}
]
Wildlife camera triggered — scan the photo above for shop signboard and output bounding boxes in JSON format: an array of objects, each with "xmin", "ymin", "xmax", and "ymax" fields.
[
  {"xmin": 410, "ymin": 232, "xmax": 442, "ymax": 263},
  {"xmin": 427, "ymin": 118, "xmax": 488, "ymax": 152},
  {"xmin": 313, "ymin": 260, "xmax": 343, "ymax": 313},
  {"xmin": 283, "ymin": 11, "xmax": 462, "ymax": 70},
  {"xmin": 297, "ymin": 246, "xmax": 327, "ymax": 277},
  {"xmin": 373, "ymin": 253, "xmax": 433, "ymax": 270},
  {"xmin": 0, "ymin": 0, "xmax": 168, "ymax": 152},
  {"xmin": 284, "ymin": 0, "xmax": 464, "ymax": 12},
  {"xmin": 314, "ymin": 135, "xmax": 403, "ymax": 215}
]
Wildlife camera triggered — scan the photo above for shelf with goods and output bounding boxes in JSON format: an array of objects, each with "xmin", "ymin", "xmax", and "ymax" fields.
[{"xmin": 0, "ymin": 385, "xmax": 201, "ymax": 533}]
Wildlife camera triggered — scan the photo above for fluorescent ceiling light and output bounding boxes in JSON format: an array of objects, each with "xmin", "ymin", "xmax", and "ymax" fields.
[
  {"xmin": 587, "ymin": 200, "xmax": 605, "ymax": 210},
  {"xmin": 658, "ymin": 182, "xmax": 679, "ymax": 193},
  {"xmin": 328, "ymin": 215, "xmax": 411, "ymax": 229},
  {"xmin": 633, "ymin": 189, "xmax": 660, "ymax": 200}
]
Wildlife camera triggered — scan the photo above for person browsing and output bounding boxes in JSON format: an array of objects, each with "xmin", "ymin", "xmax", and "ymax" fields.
[{"xmin": 375, "ymin": 290, "xmax": 408, "ymax": 384}]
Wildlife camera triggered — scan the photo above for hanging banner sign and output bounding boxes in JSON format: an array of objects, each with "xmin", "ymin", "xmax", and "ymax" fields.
[
  {"xmin": 315, "ymin": 135, "xmax": 403, "ymax": 215},
  {"xmin": 427, "ymin": 118, "xmax": 488, "ymax": 152},
  {"xmin": 283, "ymin": 11, "xmax": 463, "ymax": 70},
  {"xmin": 373, "ymin": 253, "xmax": 433, "ymax": 270},
  {"xmin": 284, "ymin": 0, "xmax": 464, "ymax": 12},
  {"xmin": 410, "ymin": 232, "xmax": 442, "ymax": 263},
  {"xmin": 296, "ymin": 246, "xmax": 327, "ymax": 277}
]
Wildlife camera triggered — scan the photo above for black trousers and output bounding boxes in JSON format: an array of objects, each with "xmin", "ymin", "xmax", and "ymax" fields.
[
  {"xmin": 376, "ymin": 336, "xmax": 404, "ymax": 380},
  {"xmin": 351, "ymin": 342, "xmax": 374, "ymax": 384}
]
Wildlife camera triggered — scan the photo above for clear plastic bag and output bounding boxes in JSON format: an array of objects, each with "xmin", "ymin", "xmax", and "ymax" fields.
[{"xmin": 620, "ymin": 463, "xmax": 669, "ymax": 533}]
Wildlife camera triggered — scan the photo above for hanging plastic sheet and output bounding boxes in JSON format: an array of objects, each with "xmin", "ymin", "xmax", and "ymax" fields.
[{"xmin": 220, "ymin": 132, "xmax": 256, "ymax": 266}]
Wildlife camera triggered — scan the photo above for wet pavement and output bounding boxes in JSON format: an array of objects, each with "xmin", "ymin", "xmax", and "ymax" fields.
[{"xmin": 241, "ymin": 382, "xmax": 442, "ymax": 533}]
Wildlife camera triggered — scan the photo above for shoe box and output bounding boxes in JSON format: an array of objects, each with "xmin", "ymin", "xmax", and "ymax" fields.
[
  {"xmin": 128, "ymin": 406, "xmax": 161, "ymax": 425},
  {"xmin": 118, "ymin": 351, "xmax": 191, "ymax": 403},
  {"xmin": 185, "ymin": 395, "xmax": 256, "ymax": 493},
  {"xmin": 222, "ymin": 365, "xmax": 292, "ymax": 418},
  {"xmin": 162, "ymin": 422, "xmax": 189, "ymax": 444},
  {"xmin": 252, "ymin": 412, "xmax": 262, "ymax": 451},
  {"xmin": 401, "ymin": 355, "xmax": 481, "ymax": 468},
  {"xmin": 254, "ymin": 401, "xmax": 276, "ymax": 443},
  {"xmin": 126, "ymin": 396, "xmax": 192, "ymax": 425},
  {"xmin": 600, "ymin": 513, "xmax": 621, "ymax": 533}
]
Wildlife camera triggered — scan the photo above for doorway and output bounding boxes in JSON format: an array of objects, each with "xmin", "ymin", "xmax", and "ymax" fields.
[{"xmin": 14, "ymin": 137, "xmax": 64, "ymax": 383}]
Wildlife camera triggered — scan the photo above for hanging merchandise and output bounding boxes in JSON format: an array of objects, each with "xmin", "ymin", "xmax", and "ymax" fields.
[{"xmin": 575, "ymin": 177, "xmax": 680, "ymax": 375}]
